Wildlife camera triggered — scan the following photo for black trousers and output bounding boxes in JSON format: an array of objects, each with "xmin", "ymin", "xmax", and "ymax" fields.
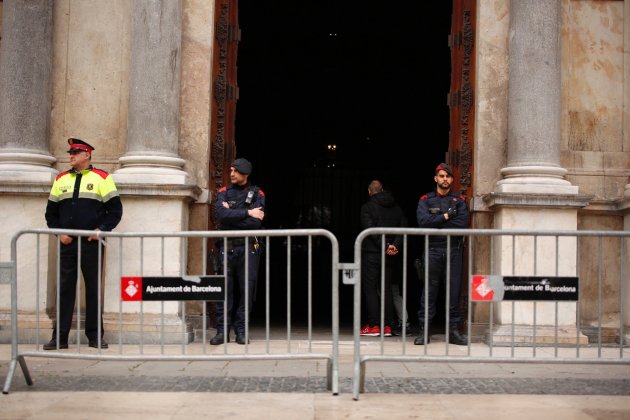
[
  {"xmin": 215, "ymin": 245, "xmax": 260, "ymax": 335},
  {"xmin": 361, "ymin": 252, "xmax": 395, "ymax": 327},
  {"xmin": 417, "ymin": 246, "xmax": 464, "ymax": 328},
  {"xmin": 54, "ymin": 238, "xmax": 104, "ymax": 342}
]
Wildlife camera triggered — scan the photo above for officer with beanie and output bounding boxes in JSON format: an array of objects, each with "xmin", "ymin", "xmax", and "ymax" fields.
[
  {"xmin": 415, "ymin": 163, "xmax": 469, "ymax": 346},
  {"xmin": 44, "ymin": 138, "xmax": 123, "ymax": 350},
  {"xmin": 211, "ymin": 158, "xmax": 265, "ymax": 345}
]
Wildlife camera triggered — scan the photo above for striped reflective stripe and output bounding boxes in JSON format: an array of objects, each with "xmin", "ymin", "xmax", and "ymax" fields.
[
  {"xmin": 102, "ymin": 190, "xmax": 120, "ymax": 202},
  {"xmin": 48, "ymin": 169, "xmax": 119, "ymax": 202},
  {"xmin": 78, "ymin": 192, "xmax": 102, "ymax": 201}
]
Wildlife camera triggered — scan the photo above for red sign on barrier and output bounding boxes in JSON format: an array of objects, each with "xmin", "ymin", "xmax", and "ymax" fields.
[
  {"xmin": 471, "ymin": 275, "xmax": 495, "ymax": 301},
  {"xmin": 121, "ymin": 277, "xmax": 143, "ymax": 301}
]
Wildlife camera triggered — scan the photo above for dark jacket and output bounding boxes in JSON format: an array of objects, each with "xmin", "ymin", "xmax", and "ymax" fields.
[
  {"xmin": 416, "ymin": 190, "xmax": 469, "ymax": 247},
  {"xmin": 360, "ymin": 191, "xmax": 407, "ymax": 253},
  {"xmin": 215, "ymin": 183, "xmax": 265, "ymax": 231},
  {"xmin": 45, "ymin": 166, "xmax": 123, "ymax": 232}
]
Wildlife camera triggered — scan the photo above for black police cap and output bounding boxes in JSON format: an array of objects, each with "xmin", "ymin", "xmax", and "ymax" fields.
[
  {"xmin": 435, "ymin": 162, "xmax": 453, "ymax": 176},
  {"xmin": 231, "ymin": 158, "xmax": 252, "ymax": 175}
]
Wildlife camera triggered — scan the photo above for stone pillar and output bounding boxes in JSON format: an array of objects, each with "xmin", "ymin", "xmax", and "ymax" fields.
[
  {"xmin": 0, "ymin": 1, "xmax": 55, "ymax": 325},
  {"xmin": 0, "ymin": 0, "xmax": 56, "ymax": 186},
  {"xmin": 115, "ymin": 0, "xmax": 191, "ymax": 185},
  {"xmin": 110, "ymin": 0, "xmax": 197, "ymax": 343},
  {"xmin": 625, "ymin": 184, "xmax": 630, "ymax": 343},
  {"xmin": 623, "ymin": 0, "xmax": 630, "ymax": 344},
  {"xmin": 496, "ymin": 0, "xmax": 576, "ymax": 195},
  {"xmin": 484, "ymin": 0, "xmax": 588, "ymax": 345}
]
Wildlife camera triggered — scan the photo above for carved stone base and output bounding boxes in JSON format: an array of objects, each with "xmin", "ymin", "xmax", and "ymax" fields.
[
  {"xmin": 0, "ymin": 312, "xmax": 193, "ymax": 344},
  {"xmin": 489, "ymin": 324, "xmax": 588, "ymax": 347}
]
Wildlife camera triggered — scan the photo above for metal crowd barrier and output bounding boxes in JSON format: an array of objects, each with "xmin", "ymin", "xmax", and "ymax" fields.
[
  {"xmin": 2, "ymin": 228, "xmax": 340, "ymax": 394},
  {"xmin": 348, "ymin": 228, "xmax": 630, "ymax": 400}
]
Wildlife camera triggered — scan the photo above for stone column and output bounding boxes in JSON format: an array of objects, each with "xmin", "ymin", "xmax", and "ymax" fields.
[
  {"xmin": 115, "ymin": 0, "xmax": 191, "ymax": 186},
  {"xmin": 0, "ymin": 0, "xmax": 56, "ymax": 186},
  {"xmin": 484, "ymin": 0, "xmax": 588, "ymax": 346},
  {"xmin": 110, "ymin": 0, "xmax": 197, "ymax": 343},
  {"xmin": 496, "ymin": 0, "xmax": 576, "ymax": 195},
  {"xmin": 624, "ymin": 183, "xmax": 630, "ymax": 344},
  {"xmin": 623, "ymin": 0, "xmax": 630, "ymax": 343},
  {"xmin": 0, "ymin": 1, "xmax": 55, "ymax": 327}
]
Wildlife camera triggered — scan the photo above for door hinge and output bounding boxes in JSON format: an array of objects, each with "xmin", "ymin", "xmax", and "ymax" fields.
[
  {"xmin": 228, "ymin": 26, "xmax": 241, "ymax": 42},
  {"xmin": 227, "ymin": 84, "xmax": 239, "ymax": 101},
  {"xmin": 447, "ymin": 91, "xmax": 460, "ymax": 107},
  {"xmin": 448, "ymin": 32, "xmax": 462, "ymax": 48},
  {"xmin": 446, "ymin": 150, "xmax": 460, "ymax": 167}
]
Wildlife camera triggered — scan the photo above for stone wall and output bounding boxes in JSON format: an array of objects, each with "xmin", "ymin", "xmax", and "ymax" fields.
[
  {"xmin": 561, "ymin": 0, "xmax": 629, "ymax": 205},
  {"xmin": 473, "ymin": 0, "xmax": 629, "ymax": 332}
]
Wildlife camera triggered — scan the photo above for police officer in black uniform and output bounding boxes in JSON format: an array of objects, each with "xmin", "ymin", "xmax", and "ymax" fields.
[
  {"xmin": 415, "ymin": 163, "xmax": 469, "ymax": 345},
  {"xmin": 210, "ymin": 158, "xmax": 265, "ymax": 345}
]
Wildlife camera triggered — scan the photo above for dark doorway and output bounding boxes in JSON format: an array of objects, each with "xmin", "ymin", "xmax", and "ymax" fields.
[{"xmin": 235, "ymin": 2, "xmax": 453, "ymax": 327}]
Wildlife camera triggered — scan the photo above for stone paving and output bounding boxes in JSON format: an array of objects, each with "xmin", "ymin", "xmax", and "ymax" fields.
[
  {"xmin": 2, "ymin": 337, "xmax": 630, "ymax": 419},
  {"xmin": 4, "ymin": 374, "xmax": 630, "ymax": 395},
  {"xmin": 3, "ymin": 326, "xmax": 630, "ymax": 396}
]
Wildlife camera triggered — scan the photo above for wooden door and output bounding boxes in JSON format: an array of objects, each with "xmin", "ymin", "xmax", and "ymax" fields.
[
  {"xmin": 448, "ymin": 0, "xmax": 476, "ymax": 330},
  {"xmin": 209, "ymin": 0, "xmax": 240, "ymax": 230},
  {"xmin": 447, "ymin": 0, "xmax": 476, "ymax": 200}
]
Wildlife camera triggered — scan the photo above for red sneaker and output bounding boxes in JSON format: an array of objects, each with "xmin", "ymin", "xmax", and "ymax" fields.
[
  {"xmin": 360, "ymin": 325, "xmax": 373, "ymax": 336},
  {"xmin": 383, "ymin": 326, "xmax": 392, "ymax": 337},
  {"xmin": 360, "ymin": 325, "xmax": 380, "ymax": 336}
]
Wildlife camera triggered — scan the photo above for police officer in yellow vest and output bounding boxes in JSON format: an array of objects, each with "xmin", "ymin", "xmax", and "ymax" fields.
[{"xmin": 44, "ymin": 138, "xmax": 123, "ymax": 350}]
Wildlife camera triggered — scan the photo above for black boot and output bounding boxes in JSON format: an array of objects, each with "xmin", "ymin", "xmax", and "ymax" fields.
[
  {"xmin": 43, "ymin": 338, "xmax": 68, "ymax": 350},
  {"xmin": 235, "ymin": 333, "xmax": 249, "ymax": 345},
  {"xmin": 448, "ymin": 329, "xmax": 468, "ymax": 345},
  {"xmin": 413, "ymin": 327, "xmax": 431, "ymax": 345},
  {"xmin": 210, "ymin": 332, "xmax": 229, "ymax": 345}
]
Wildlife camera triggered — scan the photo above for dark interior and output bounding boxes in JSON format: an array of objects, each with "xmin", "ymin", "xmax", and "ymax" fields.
[{"xmin": 235, "ymin": 2, "xmax": 453, "ymax": 328}]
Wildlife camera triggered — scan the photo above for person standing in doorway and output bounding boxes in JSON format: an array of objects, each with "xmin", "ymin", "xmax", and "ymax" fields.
[
  {"xmin": 44, "ymin": 138, "xmax": 123, "ymax": 350},
  {"xmin": 211, "ymin": 158, "xmax": 265, "ymax": 345},
  {"xmin": 415, "ymin": 163, "xmax": 469, "ymax": 345},
  {"xmin": 359, "ymin": 180, "xmax": 407, "ymax": 337}
]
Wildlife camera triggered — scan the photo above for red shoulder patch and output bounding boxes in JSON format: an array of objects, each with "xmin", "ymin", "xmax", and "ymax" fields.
[
  {"xmin": 460, "ymin": 195, "xmax": 465, "ymax": 201},
  {"xmin": 218, "ymin": 186, "xmax": 227, "ymax": 192},
  {"xmin": 420, "ymin": 194, "xmax": 428, "ymax": 200},
  {"xmin": 258, "ymin": 189, "xmax": 265, "ymax": 197},
  {"xmin": 55, "ymin": 170, "xmax": 71, "ymax": 181},
  {"xmin": 91, "ymin": 168, "xmax": 109, "ymax": 179}
]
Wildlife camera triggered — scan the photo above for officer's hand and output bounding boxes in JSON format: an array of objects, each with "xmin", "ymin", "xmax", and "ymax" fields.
[
  {"xmin": 248, "ymin": 207, "xmax": 265, "ymax": 220},
  {"xmin": 386, "ymin": 244, "xmax": 398, "ymax": 256},
  {"xmin": 222, "ymin": 201, "xmax": 229, "ymax": 208},
  {"xmin": 59, "ymin": 234, "xmax": 73, "ymax": 245},
  {"xmin": 88, "ymin": 228, "xmax": 101, "ymax": 242}
]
